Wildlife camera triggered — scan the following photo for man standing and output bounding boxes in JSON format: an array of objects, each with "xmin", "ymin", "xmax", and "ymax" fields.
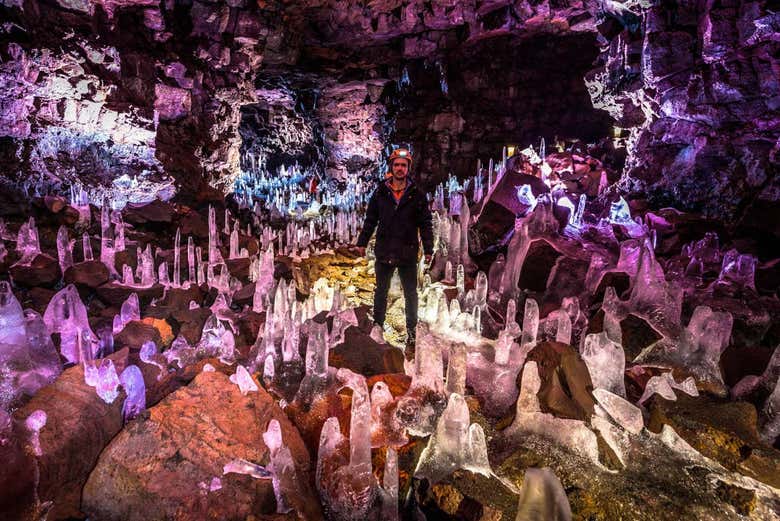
[{"xmin": 354, "ymin": 148, "xmax": 434, "ymax": 351}]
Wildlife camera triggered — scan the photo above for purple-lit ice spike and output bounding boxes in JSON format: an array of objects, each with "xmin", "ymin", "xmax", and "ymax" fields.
[
  {"xmin": 25, "ymin": 410, "xmax": 47, "ymax": 456},
  {"xmin": 56, "ymin": 226, "xmax": 74, "ymax": 273},
  {"xmin": 95, "ymin": 358, "xmax": 121, "ymax": 403},
  {"xmin": 173, "ymin": 228, "xmax": 181, "ymax": 288},
  {"xmin": 119, "ymin": 365, "xmax": 145, "ymax": 422},
  {"xmin": 262, "ymin": 419, "xmax": 295, "ymax": 514},
  {"xmin": 82, "ymin": 232, "xmax": 93, "ymax": 261},
  {"xmin": 229, "ymin": 365, "xmax": 258, "ymax": 395}
]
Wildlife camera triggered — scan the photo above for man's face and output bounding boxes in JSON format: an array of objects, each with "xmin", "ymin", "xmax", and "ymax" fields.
[{"xmin": 391, "ymin": 159, "xmax": 410, "ymax": 179}]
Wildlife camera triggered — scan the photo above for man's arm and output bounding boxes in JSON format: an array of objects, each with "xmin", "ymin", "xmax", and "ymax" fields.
[
  {"xmin": 356, "ymin": 189, "xmax": 379, "ymax": 248},
  {"xmin": 418, "ymin": 194, "xmax": 434, "ymax": 256}
]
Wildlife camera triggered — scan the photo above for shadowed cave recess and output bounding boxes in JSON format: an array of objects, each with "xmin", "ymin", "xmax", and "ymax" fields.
[{"xmin": 0, "ymin": 0, "xmax": 779, "ymax": 520}]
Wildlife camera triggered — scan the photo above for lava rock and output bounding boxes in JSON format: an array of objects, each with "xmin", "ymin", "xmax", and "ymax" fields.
[
  {"xmin": 9, "ymin": 254, "xmax": 60, "ymax": 287},
  {"xmin": 329, "ymin": 326, "xmax": 405, "ymax": 376},
  {"xmin": 63, "ymin": 260, "xmax": 110, "ymax": 289},
  {"xmin": 82, "ymin": 370, "xmax": 323, "ymax": 521},
  {"xmin": 3, "ymin": 349, "xmax": 129, "ymax": 520},
  {"xmin": 525, "ymin": 341, "xmax": 596, "ymax": 421},
  {"xmin": 646, "ymin": 393, "xmax": 780, "ymax": 488}
]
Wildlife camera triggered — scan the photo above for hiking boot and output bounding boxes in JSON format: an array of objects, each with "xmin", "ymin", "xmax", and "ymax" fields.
[{"xmin": 404, "ymin": 330, "xmax": 416, "ymax": 361}]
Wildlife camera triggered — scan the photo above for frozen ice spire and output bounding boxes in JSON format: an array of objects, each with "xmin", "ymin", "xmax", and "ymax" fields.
[
  {"xmin": 187, "ymin": 236, "xmax": 196, "ymax": 284},
  {"xmin": 100, "ymin": 197, "xmax": 117, "ymax": 276},
  {"xmin": 381, "ymin": 448, "xmax": 399, "ymax": 521},
  {"xmin": 262, "ymin": 419, "xmax": 296, "ymax": 514},
  {"xmin": 515, "ymin": 467, "xmax": 572, "ymax": 521},
  {"xmin": 85, "ymin": 358, "xmax": 121, "ymax": 403},
  {"xmin": 56, "ymin": 226, "xmax": 74, "ymax": 274},
  {"xmin": 173, "ymin": 228, "xmax": 181, "ymax": 288},
  {"xmin": 229, "ymin": 365, "xmax": 259, "ymax": 395},
  {"xmin": 15, "ymin": 217, "xmax": 40, "ymax": 264},
  {"xmin": 119, "ymin": 365, "xmax": 146, "ymax": 422},
  {"xmin": 43, "ymin": 284, "xmax": 97, "ymax": 364},
  {"xmin": 521, "ymin": 298, "xmax": 539, "ymax": 348},
  {"xmin": 0, "ymin": 281, "xmax": 26, "ymax": 345},
  {"xmin": 25, "ymin": 410, "xmax": 47, "ymax": 456},
  {"xmin": 337, "ymin": 368, "xmax": 372, "ymax": 477},
  {"xmin": 677, "ymin": 305, "xmax": 733, "ymax": 388},
  {"xmin": 580, "ymin": 332, "xmax": 626, "ymax": 397},
  {"xmin": 510, "ymin": 362, "xmax": 601, "ymax": 465},
  {"xmin": 415, "ymin": 392, "xmax": 492, "ymax": 482},
  {"xmin": 82, "ymin": 233, "xmax": 93, "ymax": 262}
]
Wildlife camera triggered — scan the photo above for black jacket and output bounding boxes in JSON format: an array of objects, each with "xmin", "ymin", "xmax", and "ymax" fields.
[{"xmin": 356, "ymin": 179, "xmax": 434, "ymax": 265}]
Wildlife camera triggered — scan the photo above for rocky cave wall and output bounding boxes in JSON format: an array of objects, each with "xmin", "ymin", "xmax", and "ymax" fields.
[{"xmin": 0, "ymin": 0, "xmax": 777, "ymax": 234}]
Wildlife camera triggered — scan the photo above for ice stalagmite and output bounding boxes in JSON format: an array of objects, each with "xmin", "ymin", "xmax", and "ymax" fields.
[
  {"xmin": 119, "ymin": 365, "xmax": 145, "ymax": 422},
  {"xmin": 139, "ymin": 341, "xmax": 167, "ymax": 380},
  {"xmin": 43, "ymin": 284, "xmax": 97, "ymax": 364},
  {"xmin": 15, "ymin": 217, "xmax": 40, "ymax": 265},
  {"xmin": 580, "ymin": 332, "xmax": 626, "ymax": 397},
  {"xmin": 229, "ymin": 365, "xmax": 258, "ymax": 395},
  {"xmin": 381, "ymin": 448, "xmax": 399, "ymax": 521},
  {"xmin": 515, "ymin": 467, "xmax": 572, "ymax": 521},
  {"xmin": 677, "ymin": 305, "xmax": 733, "ymax": 389},
  {"xmin": 415, "ymin": 392, "xmax": 492, "ymax": 483},
  {"xmin": 262, "ymin": 419, "xmax": 296, "ymax": 513},
  {"xmin": 56, "ymin": 226, "xmax": 74, "ymax": 273},
  {"xmin": 521, "ymin": 298, "xmax": 539, "ymax": 348},
  {"xmin": 316, "ymin": 370, "xmax": 377, "ymax": 521},
  {"xmin": 760, "ymin": 378, "xmax": 780, "ymax": 444},
  {"xmin": 25, "ymin": 410, "xmax": 47, "ymax": 456}
]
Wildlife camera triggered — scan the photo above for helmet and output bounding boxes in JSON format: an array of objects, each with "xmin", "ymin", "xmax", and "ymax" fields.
[{"xmin": 387, "ymin": 147, "xmax": 413, "ymax": 167}]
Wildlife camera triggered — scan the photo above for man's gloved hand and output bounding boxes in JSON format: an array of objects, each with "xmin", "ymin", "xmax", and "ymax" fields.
[
  {"xmin": 424, "ymin": 254, "xmax": 432, "ymax": 266},
  {"xmin": 353, "ymin": 246, "xmax": 367, "ymax": 257}
]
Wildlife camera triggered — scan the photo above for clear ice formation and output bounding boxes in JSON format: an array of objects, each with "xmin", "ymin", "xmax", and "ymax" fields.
[
  {"xmin": 397, "ymin": 324, "xmax": 447, "ymax": 437},
  {"xmin": 717, "ymin": 249, "xmax": 757, "ymax": 290},
  {"xmin": 580, "ymin": 332, "xmax": 626, "ymax": 397},
  {"xmin": 509, "ymin": 362, "xmax": 601, "ymax": 465},
  {"xmin": 229, "ymin": 365, "xmax": 259, "ymax": 395},
  {"xmin": 415, "ymin": 392, "xmax": 492, "ymax": 483},
  {"xmin": 262, "ymin": 418, "xmax": 296, "ymax": 514},
  {"xmin": 84, "ymin": 358, "xmax": 121, "ymax": 403},
  {"xmin": 514, "ymin": 467, "xmax": 572, "ymax": 521},
  {"xmin": 223, "ymin": 458, "xmax": 273, "ymax": 479},
  {"xmin": 760, "ymin": 378, "xmax": 780, "ymax": 444},
  {"xmin": 114, "ymin": 293, "xmax": 140, "ymax": 333},
  {"xmin": 139, "ymin": 341, "xmax": 167, "ymax": 380},
  {"xmin": 676, "ymin": 305, "xmax": 733, "ymax": 387},
  {"xmin": 199, "ymin": 315, "xmax": 236, "ymax": 365},
  {"xmin": 56, "ymin": 226, "xmax": 74, "ymax": 273},
  {"xmin": 15, "ymin": 217, "xmax": 41, "ymax": 265},
  {"xmin": 119, "ymin": 365, "xmax": 146, "ymax": 422},
  {"xmin": 43, "ymin": 284, "xmax": 97, "ymax": 364},
  {"xmin": 25, "ymin": 409, "xmax": 47, "ymax": 456},
  {"xmin": 316, "ymin": 413, "xmax": 376, "ymax": 521},
  {"xmin": 592, "ymin": 388, "xmax": 643, "ymax": 435},
  {"xmin": 638, "ymin": 372, "xmax": 699, "ymax": 405},
  {"xmin": 381, "ymin": 448, "xmax": 399, "ymax": 521},
  {"xmin": 370, "ymin": 381, "xmax": 407, "ymax": 448}
]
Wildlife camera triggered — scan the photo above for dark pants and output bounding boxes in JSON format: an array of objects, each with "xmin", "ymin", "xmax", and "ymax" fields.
[{"xmin": 373, "ymin": 261, "xmax": 418, "ymax": 334}]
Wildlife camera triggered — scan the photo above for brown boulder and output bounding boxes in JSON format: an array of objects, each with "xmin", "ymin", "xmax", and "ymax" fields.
[
  {"xmin": 82, "ymin": 371, "xmax": 323, "ymax": 521},
  {"xmin": 9, "ymin": 254, "xmax": 61, "ymax": 287},
  {"xmin": 123, "ymin": 199, "xmax": 174, "ymax": 224},
  {"xmin": 525, "ymin": 341, "xmax": 596, "ymax": 421},
  {"xmin": 1, "ymin": 349, "xmax": 129, "ymax": 520},
  {"xmin": 114, "ymin": 321, "xmax": 164, "ymax": 353},
  {"xmin": 329, "ymin": 326, "xmax": 405, "ymax": 377},
  {"xmin": 646, "ymin": 394, "xmax": 780, "ymax": 488},
  {"xmin": 95, "ymin": 281, "xmax": 165, "ymax": 307},
  {"xmin": 64, "ymin": 260, "xmax": 110, "ymax": 289}
]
